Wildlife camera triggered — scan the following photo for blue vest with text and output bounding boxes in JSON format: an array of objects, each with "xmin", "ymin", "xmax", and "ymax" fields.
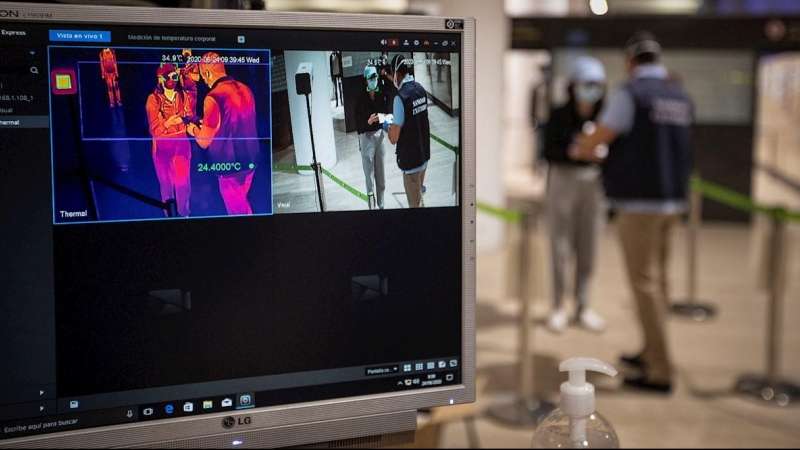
[
  {"xmin": 605, "ymin": 77, "xmax": 694, "ymax": 201},
  {"xmin": 396, "ymin": 81, "xmax": 431, "ymax": 171}
]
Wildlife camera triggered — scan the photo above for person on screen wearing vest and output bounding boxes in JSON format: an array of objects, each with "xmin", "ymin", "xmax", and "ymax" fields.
[
  {"xmin": 187, "ymin": 52, "xmax": 260, "ymax": 216},
  {"xmin": 145, "ymin": 63, "xmax": 192, "ymax": 217},
  {"xmin": 570, "ymin": 32, "xmax": 694, "ymax": 394},
  {"xmin": 356, "ymin": 65, "xmax": 392, "ymax": 210},
  {"xmin": 543, "ymin": 56, "xmax": 608, "ymax": 334},
  {"xmin": 385, "ymin": 54, "xmax": 431, "ymax": 208}
]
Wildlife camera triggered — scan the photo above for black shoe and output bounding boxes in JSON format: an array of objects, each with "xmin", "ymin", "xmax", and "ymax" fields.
[
  {"xmin": 620, "ymin": 353, "xmax": 644, "ymax": 368},
  {"xmin": 623, "ymin": 376, "xmax": 672, "ymax": 394}
]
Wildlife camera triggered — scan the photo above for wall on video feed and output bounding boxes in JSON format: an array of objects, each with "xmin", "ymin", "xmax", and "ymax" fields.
[
  {"xmin": 411, "ymin": 52, "xmax": 459, "ymax": 117},
  {"xmin": 284, "ymin": 50, "xmax": 337, "ymax": 169}
]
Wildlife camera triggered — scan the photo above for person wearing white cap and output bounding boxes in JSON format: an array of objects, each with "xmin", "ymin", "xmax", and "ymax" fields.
[
  {"xmin": 543, "ymin": 55, "xmax": 608, "ymax": 333},
  {"xmin": 354, "ymin": 64, "xmax": 392, "ymax": 209}
]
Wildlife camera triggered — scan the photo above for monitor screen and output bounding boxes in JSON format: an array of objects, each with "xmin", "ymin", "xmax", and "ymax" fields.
[{"xmin": 0, "ymin": 3, "xmax": 476, "ymax": 448}]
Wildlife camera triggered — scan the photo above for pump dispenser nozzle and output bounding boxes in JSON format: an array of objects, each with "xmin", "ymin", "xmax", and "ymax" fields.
[
  {"xmin": 559, "ymin": 357, "xmax": 617, "ymax": 417},
  {"xmin": 532, "ymin": 358, "xmax": 620, "ymax": 448}
]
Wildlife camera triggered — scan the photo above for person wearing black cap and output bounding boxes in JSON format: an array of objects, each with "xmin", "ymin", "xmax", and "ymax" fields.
[
  {"xmin": 570, "ymin": 31, "xmax": 694, "ymax": 394},
  {"xmin": 385, "ymin": 54, "xmax": 431, "ymax": 208}
]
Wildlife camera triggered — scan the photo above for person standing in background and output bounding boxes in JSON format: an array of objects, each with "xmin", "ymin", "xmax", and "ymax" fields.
[
  {"xmin": 99, "ymin": 47, "xmax": 122, "ymax": 108},
  {"xmin": 179, "ymin": 48, "xmax": 200, "ymax": 119},
  {"xmin": 330, "ymin": 51, "xmax": 343, "ymax": 107},
  {"xmin": 571, "ymin": 31, "xmax": 694, "ymax": 394},
  {"xmin": 544, "ymin": 56, "xmax": 609, "ymax": 333}
]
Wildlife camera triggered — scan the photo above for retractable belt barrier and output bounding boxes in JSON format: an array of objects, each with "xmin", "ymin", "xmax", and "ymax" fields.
[
  {"xmin": 692, "ymin": 176, "xmax": 800, "ymax": 224},
  {"xmin": 691, "ymin": 175, "xmax": 800, "ymax": 406},
  {"xmin": 273, "ymin": 163, "xmax": 369, "ymax": 203},
  {"xmin": 477, "ymin": 200, "xmax": 554, "ymax": 427},
  {"xmin": 272, "ymin": 133, "xmax": 459, "ymax": 208},
  {"xmin": 476, "ymin": 174, "xmax": 800, "ymax": 408}
]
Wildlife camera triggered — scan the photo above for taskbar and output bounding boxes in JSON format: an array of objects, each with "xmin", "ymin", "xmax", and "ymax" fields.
[{"xmin": 0, "ymin": 370, "xmax": 461, "ymax": 441}]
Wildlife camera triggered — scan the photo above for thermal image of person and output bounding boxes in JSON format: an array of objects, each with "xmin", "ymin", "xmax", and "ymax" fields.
[
  {"xmin": 99, "ymin": 47, "xmax": 122, "ymax": 107},
  {"xmin": 145, "ymin": 63, "xmax": 192, "ymax": 217},
  {"xmin": 180, "ymin": 48, "xmax": 200, "ymax": 118},
  {"xmin": 187, "ymin": 52, "xmax": 260, "ymax": 215}
]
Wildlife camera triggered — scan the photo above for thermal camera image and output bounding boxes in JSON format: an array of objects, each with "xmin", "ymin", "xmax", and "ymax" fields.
[{"xmin": 48, "ymin": 46, "xmax": 273, "ymax": 224}]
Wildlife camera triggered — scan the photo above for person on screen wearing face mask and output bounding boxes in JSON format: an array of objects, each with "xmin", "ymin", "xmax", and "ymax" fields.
[
  {"xmin": 146, "ymin": 63, "xmax": 192, "ymax": 217},
  {"xmin": 543, "ymin": 56, "xmax": 608, "ymax": 333},
  {"xmin": 385, "ymin": 54, "xmax": 431, "ymax": 208},
  {"xmin": 355, "ymin": 65, "xmax": 392, "ymax": 210}
]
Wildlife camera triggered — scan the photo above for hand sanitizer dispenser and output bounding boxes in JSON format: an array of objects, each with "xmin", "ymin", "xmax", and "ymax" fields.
[{"xmin": 532, "ymin": 358, "xmax": 620, "ymax": 449}]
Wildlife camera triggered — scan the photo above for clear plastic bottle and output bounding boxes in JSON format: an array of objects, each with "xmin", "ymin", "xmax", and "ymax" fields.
[{"xmin": 531, "ymin": 358, "xmax": 620, "ymax": 449}]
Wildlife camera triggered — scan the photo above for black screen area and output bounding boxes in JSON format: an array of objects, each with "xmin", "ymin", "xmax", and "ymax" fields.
[{"xmin": 54, "ymin": 209, "xmax": 462, "ymax": 396}]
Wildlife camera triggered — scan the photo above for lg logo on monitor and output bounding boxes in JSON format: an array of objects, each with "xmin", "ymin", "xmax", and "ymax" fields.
[{"xmin": 222, "ymin": 416, "xmax": 252, "ymax": 429}]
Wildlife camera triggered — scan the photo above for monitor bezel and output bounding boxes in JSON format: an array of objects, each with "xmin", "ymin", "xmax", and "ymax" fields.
[{"xmin": 0, "ymin": 2, "xmax": 476, "ymax": 448}]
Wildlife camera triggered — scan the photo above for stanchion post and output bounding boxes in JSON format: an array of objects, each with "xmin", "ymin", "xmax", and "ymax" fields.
[
  {"xmin": 488, "ymin": 204, "xmax": 555, "ymax": 428},
  {"xmin": 735, "ymin": 209, "xmax": 800, "ymax": 406},
  {"xmin": 766, "ymin": 214, "xmax": 787, "ymax": 387},
  {"xmin": 671, "ymin": 183, "xmax": 717, "ymax": 321},
  {"xmin": 517, "ymin": 211, "xmax": 534, "ymax": 403}
]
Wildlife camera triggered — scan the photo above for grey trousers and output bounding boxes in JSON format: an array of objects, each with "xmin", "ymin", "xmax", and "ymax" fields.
[
  {"xmin": 546, "ymin": 164, "xmax": 606, "ymax": 312},
  {"xmin": 359, "ymin": 130, "xmax": 387, "ymax": 209}
]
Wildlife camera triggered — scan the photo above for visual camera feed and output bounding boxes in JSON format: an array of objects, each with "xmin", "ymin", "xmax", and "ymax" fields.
[
  {"xmin": 270, "ymin": 50, "xmax": 461, "ymax": 213},
  {"xmin": 48, "ymin": 46, "xmax": 273, "ymax": 224}
]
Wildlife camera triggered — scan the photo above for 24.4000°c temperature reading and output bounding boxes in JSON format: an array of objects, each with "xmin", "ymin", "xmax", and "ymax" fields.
[{"xmin": 198, "ymin": 162, "xmax": 254, "ymax": 172}]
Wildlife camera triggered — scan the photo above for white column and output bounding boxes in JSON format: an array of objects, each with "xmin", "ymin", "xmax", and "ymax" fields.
[
  {"xmin": 426, "ymin": 0, "xmax": 507, "ymax": 252},
  {"xmin": 284, "ymin": 51, "xmax": 338, "ymax": 170}
]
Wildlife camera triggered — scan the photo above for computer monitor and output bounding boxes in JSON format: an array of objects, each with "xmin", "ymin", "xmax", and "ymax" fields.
[{"xmin": 0, "ymin": 2, "xmax": 475, "ymax": 448}]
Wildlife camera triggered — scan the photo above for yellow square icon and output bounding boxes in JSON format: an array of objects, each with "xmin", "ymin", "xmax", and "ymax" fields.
[
  {"xmin": 203, "ymin": 400, "xmax": 212, "ymax": 409},
  {"xmin": 55, "ymin": 74, "xmax": 72, "ymax": 90}
]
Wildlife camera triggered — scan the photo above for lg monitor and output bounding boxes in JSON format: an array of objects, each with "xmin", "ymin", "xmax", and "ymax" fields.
[{"xmin": 0, "ymin": 2, "xmax": 476, "ymax": 448}]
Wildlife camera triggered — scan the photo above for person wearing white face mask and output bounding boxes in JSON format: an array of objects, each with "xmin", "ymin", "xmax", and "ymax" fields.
[
  {"xmin": 385, "ymin": 54, "xmax": 431, "ymax": 208},
  {"xmin": 355, "ymin": 65, "xmax": 392, "ymax": 209},
  {"xmin": 543, "ymin": 55, "xmax": 608, "ymax": 333}
]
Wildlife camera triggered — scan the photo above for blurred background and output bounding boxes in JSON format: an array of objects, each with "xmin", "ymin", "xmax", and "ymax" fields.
[{"xmin": 36, "ymin": 0, "xmax": 800, "ymax": 447}]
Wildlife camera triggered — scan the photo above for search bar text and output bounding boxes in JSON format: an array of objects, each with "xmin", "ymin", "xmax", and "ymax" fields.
[{"xmin": 0, "ymin": 67, "xmax": 39, "ymax": 76}]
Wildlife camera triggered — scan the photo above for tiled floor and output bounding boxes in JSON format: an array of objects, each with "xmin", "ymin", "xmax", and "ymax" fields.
[
  {"xmin": 271, "ymin": 99, "xmax": 459, "ymax": 213},
  {"xmin": 437, "ymin": 220, "xmax": 800, "ymax": 448}
]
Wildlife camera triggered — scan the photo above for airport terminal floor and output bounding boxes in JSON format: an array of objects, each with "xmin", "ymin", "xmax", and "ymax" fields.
[{"xmin": 435, "ymin": 220, "xmax": 800, "ymax": 448}]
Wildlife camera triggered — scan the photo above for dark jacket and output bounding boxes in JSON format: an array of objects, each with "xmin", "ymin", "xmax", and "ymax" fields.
[
  {"xmin": 355, "ymin": 87, "xmax": 392, "ymax": 135},
  {"xmin": 395, "ymin": 80, "xmax": 431, "ymax": 171},
  {"xmin": 543, "ymin": 102, "xmax": 599, "ymax": 167}
]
